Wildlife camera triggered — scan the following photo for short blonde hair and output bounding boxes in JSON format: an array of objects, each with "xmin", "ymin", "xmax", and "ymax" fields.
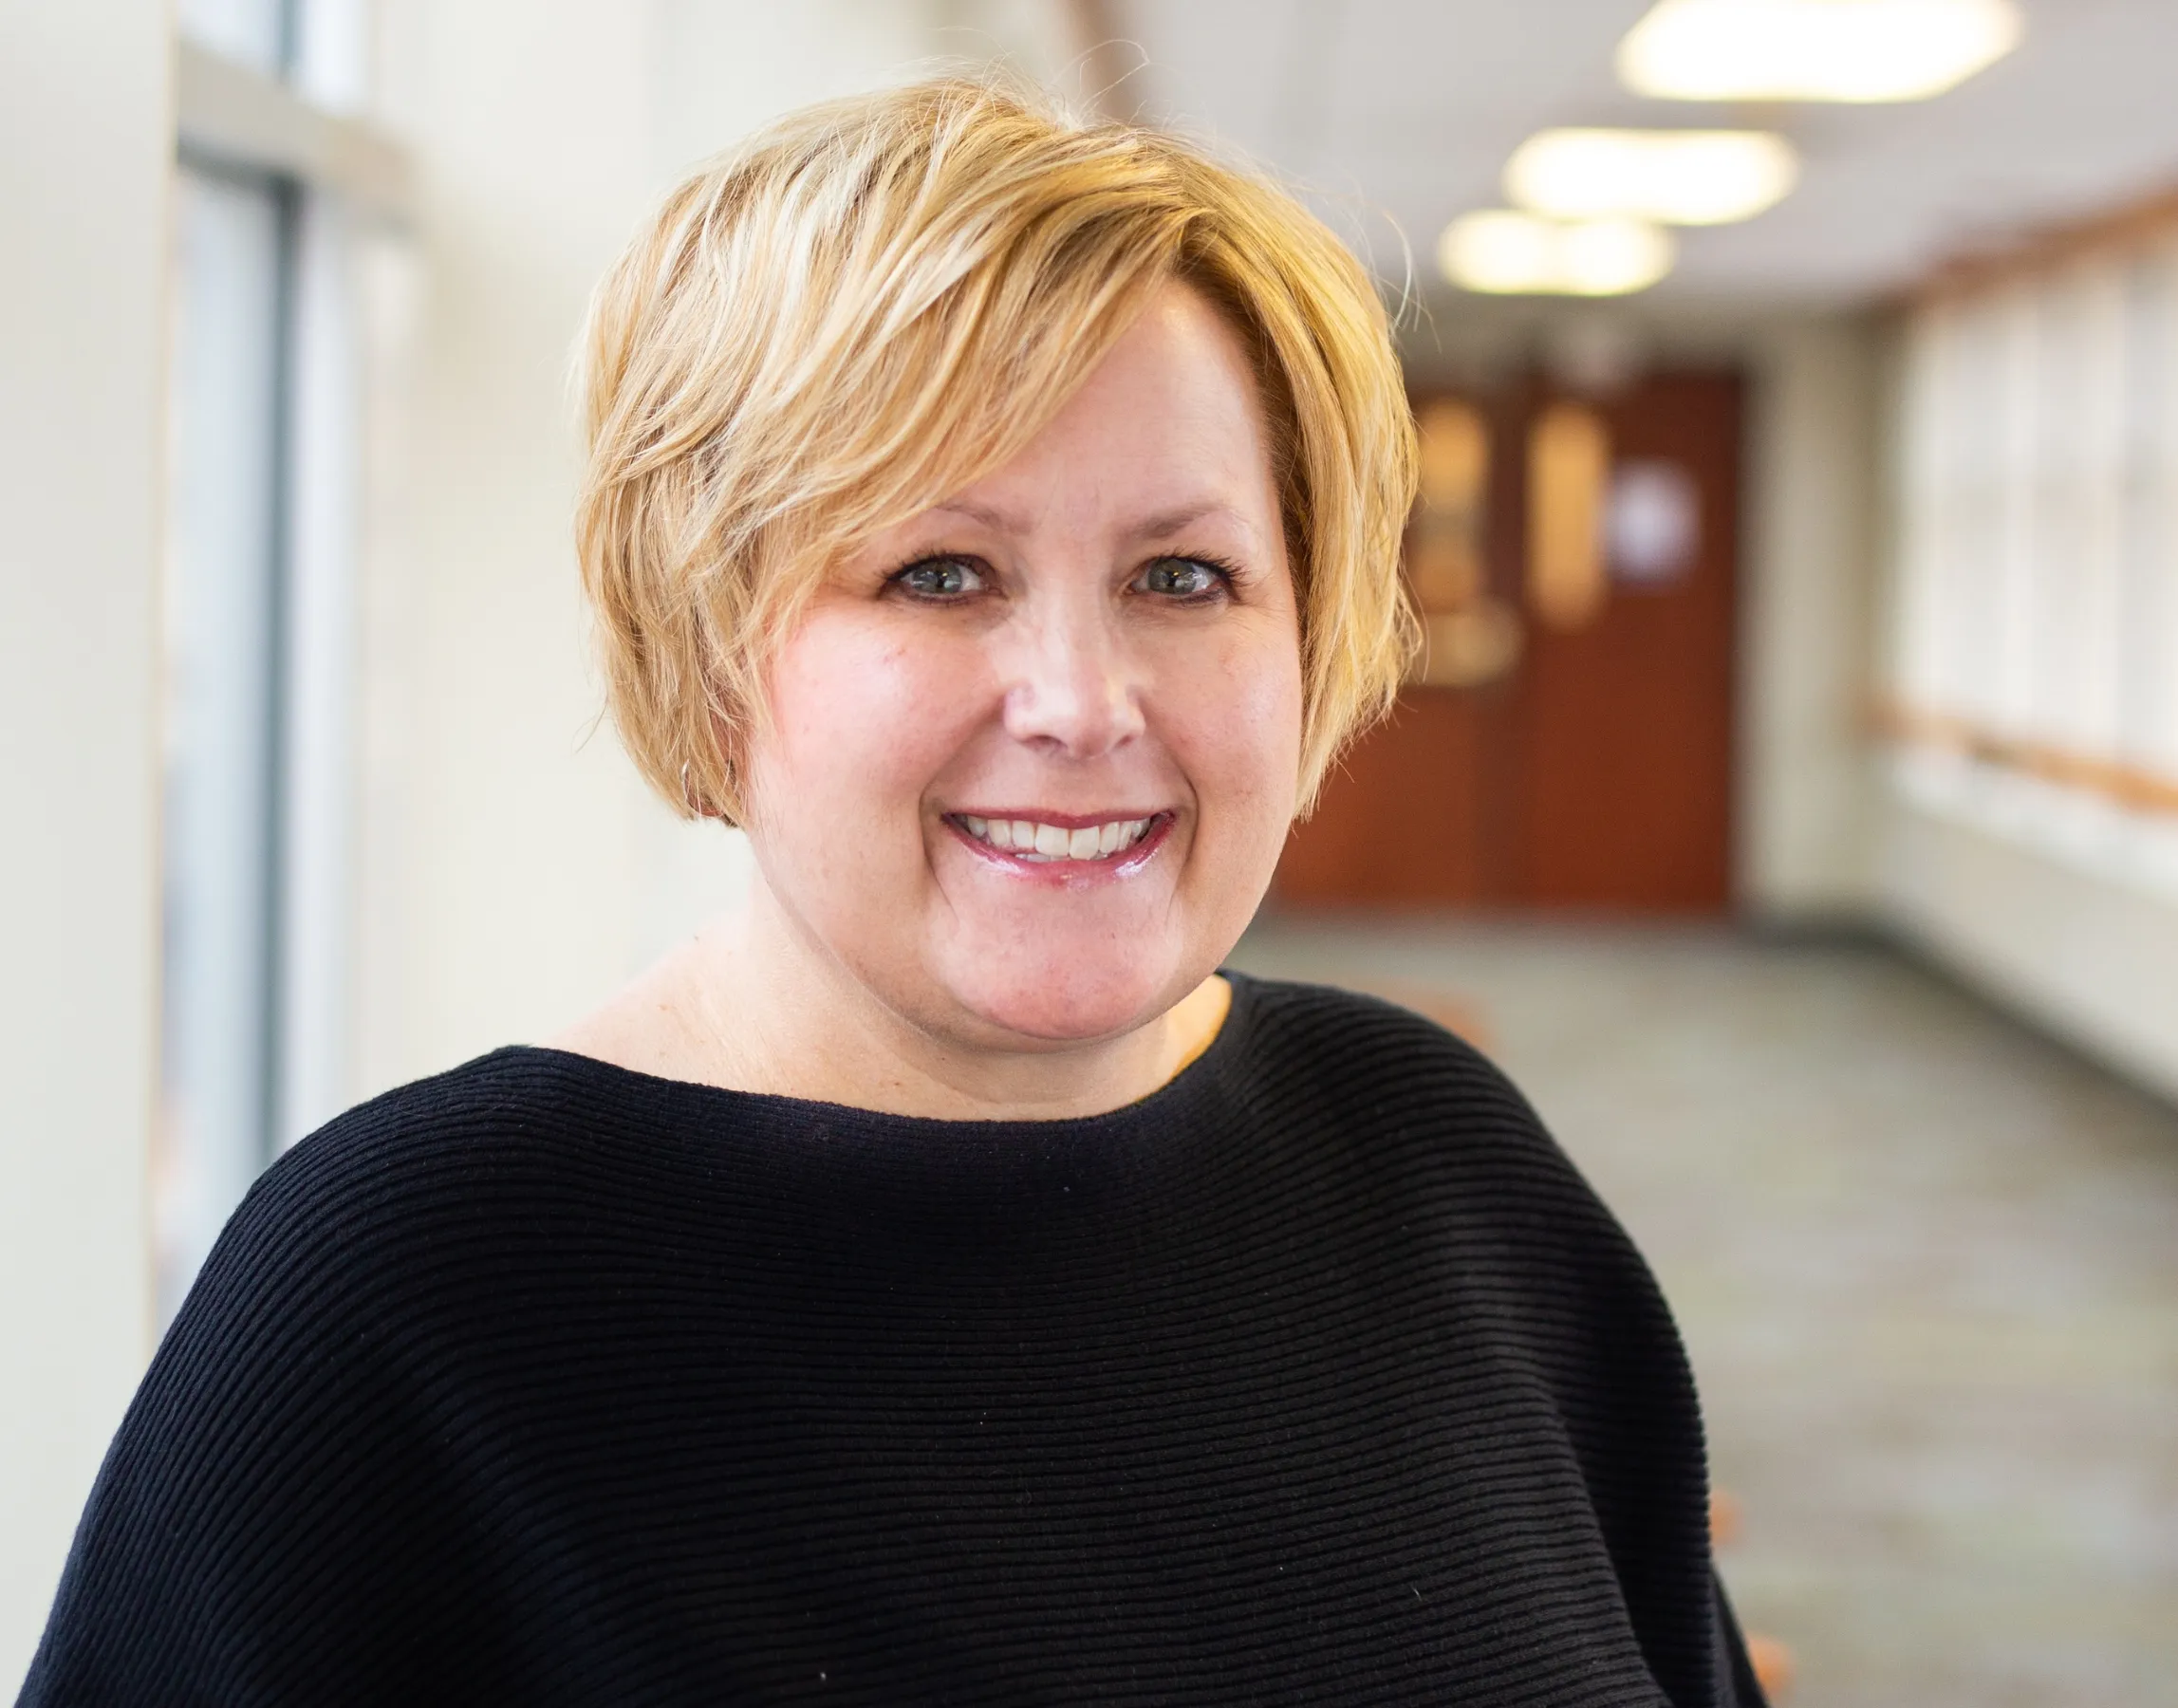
[{"xmin": 577, "ymin": 77, "xmax": 1417, "ymax": 824}]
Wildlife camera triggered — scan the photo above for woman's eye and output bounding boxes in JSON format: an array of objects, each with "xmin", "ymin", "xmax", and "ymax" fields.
[
  {"xmin": 892, "ymin": 557, "xmax": 985, "ymax": 599},
  {"xmin": 1136, "ymin": 557, "xmax": 1227, "ymax": 600}
]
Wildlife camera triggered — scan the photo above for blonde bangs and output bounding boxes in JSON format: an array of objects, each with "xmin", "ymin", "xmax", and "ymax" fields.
[{"xmin": 577, "ymin": 77, "xmax": 1417, "ymax": 825}]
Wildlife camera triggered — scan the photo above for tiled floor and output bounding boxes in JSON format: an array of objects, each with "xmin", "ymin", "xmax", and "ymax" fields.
[{"xmin": 1232, "ymin": 919, "xmax": 2178, "ymax": 1708}]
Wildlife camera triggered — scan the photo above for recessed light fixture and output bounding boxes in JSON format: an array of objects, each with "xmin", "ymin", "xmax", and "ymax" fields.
[
  {"xmin": 1618, "ymin": 0, "xmax": 2022, "ymax": 102},
  {"xmin": 1507, "ymin": 129, "xmax": 1798, "ymax": 226},
  {"xmin": 1438, "ymin": 212, "xmax": 1676, "ymax": 297}
]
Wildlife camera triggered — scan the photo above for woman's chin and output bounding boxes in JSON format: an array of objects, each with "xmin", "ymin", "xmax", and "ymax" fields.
[{"xmin": 945, "ymin": 962, "xmax": 1179, "ymax": 1049}]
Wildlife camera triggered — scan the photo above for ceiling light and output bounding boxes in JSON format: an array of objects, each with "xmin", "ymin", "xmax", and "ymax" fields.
[
  {"xmin": 1619, "ymin": 0, "xmax": 2021, "ymax": 102},
  {"xmin": 1555, "ymin": 220, "xmax": 1679, "ymax": 294},
  {"xmin": 1506, "ymin": 129, "xmax": 1797, "ymax": 226},
  {"xmin": 1439, "ymin": 213, "xmax": 1675, "ymax": 297}
]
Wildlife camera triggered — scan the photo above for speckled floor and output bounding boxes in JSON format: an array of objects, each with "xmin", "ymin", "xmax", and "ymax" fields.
[{"xmin": 1231, "ymin": 919, "xmax": 2178, "ymax": 1708}]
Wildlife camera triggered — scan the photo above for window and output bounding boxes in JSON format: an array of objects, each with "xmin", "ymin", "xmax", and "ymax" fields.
[
  {"xmin": 158, "ymin": 166, "xmax": 288, "ymax": 1321},
  {"xmin": 1886, "ymin": 221, "xmax": 2178, "ymax": 900},
  {"xmin": 157, "ymin": 2, "xmax": 400, "ymax": 1324}
]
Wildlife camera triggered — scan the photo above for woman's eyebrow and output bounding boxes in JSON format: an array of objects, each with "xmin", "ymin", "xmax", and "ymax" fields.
[
  {"xmin": 927, "ymin": 497, "xmax": 1018, "ymax": 531},
  {"xmin": 1125, "ymin": 502, "xmax": 1250, "ymax": 542}
]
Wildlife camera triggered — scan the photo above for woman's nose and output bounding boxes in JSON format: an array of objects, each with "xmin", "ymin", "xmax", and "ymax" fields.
[{"xmin": 998, "ymin": 600, "xmax": 1146, "ymax": 759}]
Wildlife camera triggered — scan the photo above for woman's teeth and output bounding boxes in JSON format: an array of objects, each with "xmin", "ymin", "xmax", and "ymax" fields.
[{"xmin": 958, "ymin": 815, "xmax": 1156, "ymax": 862}]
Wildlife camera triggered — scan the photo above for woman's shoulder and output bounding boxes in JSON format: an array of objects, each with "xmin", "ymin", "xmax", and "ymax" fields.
[
  {"xmin": 1224, "ymin": 972, "xmax": 1542, "ymax": 1132},
  {"xmin": 269, "ymin": 1044, "xmax": 652, "ymax": 1195},
  {"xmin": 195, "ymin": 1047, "xmax": 686, "ymax": 1308},
  {"xmin": 1226, "ymin": 975, "xmax": 1694, "ymax": 1434},
  {"xmin": 32, "ymin": 1049, "xmax": 650, "ymax": 1703},
  {"xmin": 1221, "ymin": 973, "xmax": 1636, "ymax": 1251}
]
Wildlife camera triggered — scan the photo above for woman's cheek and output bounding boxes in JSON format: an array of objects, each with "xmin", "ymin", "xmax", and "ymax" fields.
[
  {"xmin": 777, "ymin": 614, "xmax": 980, "ymax": 794},
  {"xmin": 1167, "ymin": 620, "xmax": 1303, "ymax": 794}
]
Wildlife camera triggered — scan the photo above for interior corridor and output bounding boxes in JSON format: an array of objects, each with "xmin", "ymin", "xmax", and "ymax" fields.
[
  {"xmin": 11, "ymin": 2, "xmax": 2178, "ymax": 1694},
  {"xmin": 1233, "ymin": 919, "xmax": 2178, "ymax": 1708}
]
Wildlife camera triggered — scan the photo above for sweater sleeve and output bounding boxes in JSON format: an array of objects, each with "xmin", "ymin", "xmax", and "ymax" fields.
[
  {"xmin": 16, "ymin": 1130, "xmax": 494, "ymax": 1708},
  {"xmin": 1712, "ymin": 1572, "xmax": 1771, "ymax": 1708}
]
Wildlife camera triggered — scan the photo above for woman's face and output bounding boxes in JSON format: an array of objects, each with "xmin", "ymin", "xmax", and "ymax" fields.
[{"xmin": 740, "ymin": 281, "xmax": 1304, "ymax": 1051}]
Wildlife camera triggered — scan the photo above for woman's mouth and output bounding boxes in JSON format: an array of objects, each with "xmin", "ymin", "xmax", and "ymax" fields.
[{"xmin": 949, "ymin": 812, "xmax": 1164, "ymax": 863}]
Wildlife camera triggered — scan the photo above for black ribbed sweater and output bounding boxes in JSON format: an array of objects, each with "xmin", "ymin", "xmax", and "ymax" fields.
[{"xmin": 23, "ymin": 975, "xmax": 1762, "ymax": 1706}]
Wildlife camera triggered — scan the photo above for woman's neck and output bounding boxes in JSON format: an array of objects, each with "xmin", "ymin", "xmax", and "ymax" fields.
[{"xmin": 549, "ymin": 882, "xmax": 1232, "ymax": 1123}]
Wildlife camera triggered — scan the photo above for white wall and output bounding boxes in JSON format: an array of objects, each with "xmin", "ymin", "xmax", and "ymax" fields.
[
  {"xmin": 1738, "ymin": 316, "xmax": 1885, "ymax": 920},
  {"xmin": 1884, "ymin": 794, "xmax": 2178, "ymax": 1101},
  {"xmin": 357, "ymin": 0, "xmax": 700, "ymax": 1090},
  {"xmin": 0, "ymin": 2, "xmax": 172, "ymax": 1685}
]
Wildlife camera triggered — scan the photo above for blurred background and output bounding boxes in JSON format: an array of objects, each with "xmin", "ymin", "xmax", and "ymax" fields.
[{"xmin": 3, "ymin": 1, "xmax": 2175, "ymax": 1700}]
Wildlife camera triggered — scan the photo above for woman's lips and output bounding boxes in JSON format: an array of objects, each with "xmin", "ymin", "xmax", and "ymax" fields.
[{"xmin": 944, "ymin": 810, "xmax": 1175, "ymax": 870}]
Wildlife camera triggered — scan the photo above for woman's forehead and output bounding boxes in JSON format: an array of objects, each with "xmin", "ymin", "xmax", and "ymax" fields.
[{"xmin": 920, "ymin": 289, "xmax": 1278, "ymax": 527}]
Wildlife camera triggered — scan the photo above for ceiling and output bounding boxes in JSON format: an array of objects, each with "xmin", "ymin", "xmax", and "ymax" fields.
[{"xmin": 1116, "ymin": 0, "xmax": 2178, "ymax": 308}]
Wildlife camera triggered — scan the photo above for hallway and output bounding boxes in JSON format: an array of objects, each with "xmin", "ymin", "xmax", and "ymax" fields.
[{"xmin": 1233, "ymin": 920, "xmax": 2178, "ymax": 1707}]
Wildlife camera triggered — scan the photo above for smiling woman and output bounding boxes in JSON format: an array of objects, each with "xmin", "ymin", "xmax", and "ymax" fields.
[
  {"xmin": 637, "ymin": 282, "xmax": 1307, "ymax": 1094},
  {"xmin": 557, "ymin": 80, "xmax": 1414, "ymax": 1115},
  {"xmin": 20, "ymin": 77, "xmax": 1765, "ymax": 1708}
]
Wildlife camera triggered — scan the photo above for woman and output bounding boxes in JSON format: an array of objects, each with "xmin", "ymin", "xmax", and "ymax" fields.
[{"xmin": 23, "ymin": 79, "xmax": 1764, "ymax": 1706}]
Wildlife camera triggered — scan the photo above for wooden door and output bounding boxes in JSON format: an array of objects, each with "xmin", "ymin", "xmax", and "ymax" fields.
[{"xmin": 1276, "ymin": 370, "xmax": 1741, "ymax": 912}]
